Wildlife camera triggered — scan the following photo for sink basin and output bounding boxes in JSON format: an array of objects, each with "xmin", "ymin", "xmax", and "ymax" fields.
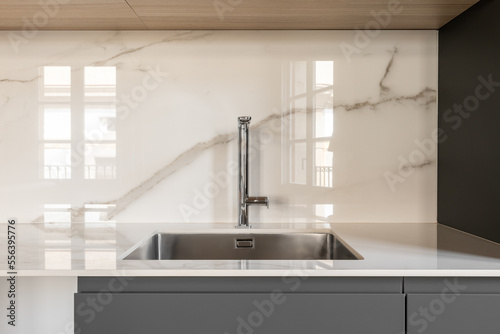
[{"xmin": 120, "ymin": 232, "xmax": 362, "ymax": 260}]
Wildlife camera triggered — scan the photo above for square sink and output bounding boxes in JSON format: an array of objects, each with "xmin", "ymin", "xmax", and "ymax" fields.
[{"xmin": 120, "ymin": 231, "xmax": 362, "ymax": 261}]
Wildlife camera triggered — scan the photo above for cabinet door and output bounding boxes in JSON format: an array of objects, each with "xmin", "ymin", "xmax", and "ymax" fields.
[
  {"xmin": 407, "ymin": 294, "xmax": 500, "ymax": 334},
  {"xmin": 75, "ymin": 293, "xmax": 404, "ymax": 334}
]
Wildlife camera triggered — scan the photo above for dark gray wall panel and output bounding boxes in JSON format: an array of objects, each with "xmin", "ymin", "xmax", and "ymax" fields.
[
  {"xmin": 438, "ymin": 0, "xmax": 500, "ymax": 242},
  {"xmin": 407, "ymin": 294, "xmax": 500, "ymax": 334},
  {"xmin": 75, "ymin": 293, "xmax": 404, "ymax": 334}
]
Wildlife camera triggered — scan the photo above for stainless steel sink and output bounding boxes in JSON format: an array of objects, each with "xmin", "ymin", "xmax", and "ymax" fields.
[{"xmin": 120, "ymin": 232, "xmax": 362, "ymax": 260}]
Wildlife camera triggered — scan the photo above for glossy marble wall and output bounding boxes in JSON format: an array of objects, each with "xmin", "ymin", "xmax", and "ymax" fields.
[{"xmin": 0, "ymin": 30, "xmax": 438, "ymax": 225}]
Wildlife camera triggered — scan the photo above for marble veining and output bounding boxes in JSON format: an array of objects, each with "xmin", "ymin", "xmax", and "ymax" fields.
[
  {"xmin": 91, "ymin": 31, "xmax": 212, "ymax": 67},
  {"xmin": 0, "ymin": 30, "xmax": 438, "ymax": 224},
  {"xmin": 379, "ymin": 46, "xmax": 398, "ymax": 95},
  {"xmin": 335, "ymin": 86, "xmax": 436, "ymax": 112}
]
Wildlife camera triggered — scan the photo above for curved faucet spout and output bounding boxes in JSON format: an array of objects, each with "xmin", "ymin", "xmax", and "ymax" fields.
[{"xmin": 237, "ymin": 116, "xmax": 269, "ymax": 228}]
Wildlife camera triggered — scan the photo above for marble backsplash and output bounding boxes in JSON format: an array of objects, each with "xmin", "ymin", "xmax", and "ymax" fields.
[{"xmin": 0, "ymin": 30, "xmax": 438, "ymax": 224}]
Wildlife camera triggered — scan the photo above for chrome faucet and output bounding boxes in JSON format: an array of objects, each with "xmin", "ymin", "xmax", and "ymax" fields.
[{"xmin": 237, "ymin": 116, "xmax": 269, "ymax": 228}]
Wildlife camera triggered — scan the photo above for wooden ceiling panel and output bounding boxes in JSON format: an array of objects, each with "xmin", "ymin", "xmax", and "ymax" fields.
[
  {"xmin": 0, "ymin": 1, "xmax": 147, "ymax": 30},
  {"xmin": 133, "ymin": 3, "xmax": 476, "ymax": 30},
  {"xmin": 139, "ymin": 15, "xmax": 462, "ymax": 30},
  {"xmin": 0, "ymin": 0, "xmax": 480, "ymax": 30}
]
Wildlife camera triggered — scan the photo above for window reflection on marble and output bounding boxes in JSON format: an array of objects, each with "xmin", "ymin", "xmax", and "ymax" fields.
[
  {"xmin": 315, "ymin": 61, "xmax": 334, "ymax": 88},
  {"xmin": 41, "ymin": 66, "xmax": 71, "ymax": 99},
  {"xmin": 315, "ymin": 204, "xmax": 334, "ymax": 220},
  {"xmin": 41, "ymin": 66, "xmax": 72, "ymax": 179},
  {"xmin": 85, "ymin": 250, "xmax": 116, "ymax": 270},
  {"xmin": 44, "ymin": 249, "xmax": 72, "ymax": 270},
  {"xmin": 44, "ymin": 144, "xmax": 71, "ymax": 179},
  {"xmin": 44, "ymin": 204, "xmax": 71, "ymax": 227},
  {"xmin": 39, "ymin": 65, "xmax": 117, "ymax": 180},
  {"xmin": 84, "ymin": 210, "xmax": 116, "ymax": 269},
  {"xmin": 315, "ymin": 141, "xmax": 333, "ymax": 187},
  {"xmin": 84, "ymin": 204, "xmax": 116, "ymax": 226},
  {"xmin": 43, "ymin": 204, "xmax": 72, "ymax": 269},
  {"xmin": 43, "ymin": 106, "xmax": 71, "ymax": 140},
  {"xmin": 42, "ymin": 202, "xmax": 118, "ymax": 270},
  {"xmin": 84, "ymin": 143, "xmax": 116, "ymax": 179},
  {"xmin": 84, "ymin": 106, "xmax": 116, "ymax": 140},
  {"xmin": 84, "ymin": 67, "xmax": 117, "ymax": 179},
  {"xmin": 315, "ymin": 91, "xmax": 334, "ymax": 138},
  {"xmin": 284, "ymin": 60, "xmax": 334, "ymax": 189},
  {"xmin": 84, "ymin": 66, "xmax": 116, "ymax": 100}
]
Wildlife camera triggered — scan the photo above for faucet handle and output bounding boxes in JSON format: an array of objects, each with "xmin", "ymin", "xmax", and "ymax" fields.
[
  {"xmin": 246, "ymin": 196, "xmax": 269, "ymax": 208},
  {"xmin": 238, "ymin": 116, "xmax": 252, "ymax": 126}
]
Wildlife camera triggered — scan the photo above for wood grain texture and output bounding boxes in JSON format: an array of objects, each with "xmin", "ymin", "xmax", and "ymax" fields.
[
  {"xmin": 0, "ymin": 0, "xmax": 480, "ymax": 30},
  {"xmin": 0, "ymin": 1, "xmax": 148, "ymax": 30}
]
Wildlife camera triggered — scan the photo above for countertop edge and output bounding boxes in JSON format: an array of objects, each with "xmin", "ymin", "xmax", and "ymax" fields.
[{"xmin": 3, "ymin": 269, "xmax": 500, "ymax": 277}]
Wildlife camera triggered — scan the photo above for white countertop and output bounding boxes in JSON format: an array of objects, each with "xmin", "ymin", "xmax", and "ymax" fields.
[{"xmin": 2, "ymin": 222, "xmax": 500, "ymax": 277}]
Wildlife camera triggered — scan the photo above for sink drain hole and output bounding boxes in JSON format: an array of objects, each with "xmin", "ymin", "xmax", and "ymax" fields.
[{"xmin": 235, "ymin": 238, "xmax": 255, "ymax": 249}]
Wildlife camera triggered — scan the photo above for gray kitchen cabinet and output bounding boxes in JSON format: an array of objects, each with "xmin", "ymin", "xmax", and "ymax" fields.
[
  {"xmin": 75, "ymin": 277, "xmax": 405, "ymax": 334},
  {"xmin": 405, "ymin": 277, "xmax": 500, "ymax": 334}
]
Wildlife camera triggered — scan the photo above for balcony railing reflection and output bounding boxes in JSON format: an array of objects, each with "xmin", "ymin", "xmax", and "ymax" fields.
[
  {"xmin": 44, "ymin": 165, "xmax": 71, "ymax": 179},
  {"xmin": 315, "ymin": 166, "xmax": 333, "ymax": 187},
  {"xmin": 85, "ymin": 164, "xmax": 116, "ymax": 179}
]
